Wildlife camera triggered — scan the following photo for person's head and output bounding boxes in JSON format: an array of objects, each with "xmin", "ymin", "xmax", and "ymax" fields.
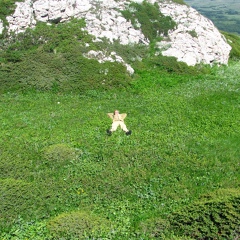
[{"xmin": 114, "ymin": 110, "xmax": 119, "ymax": 115}]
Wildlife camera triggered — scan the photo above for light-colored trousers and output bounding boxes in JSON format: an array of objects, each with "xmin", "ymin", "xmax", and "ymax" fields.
[{"xmin": 110, "ymin": 121, "xmax": 129, "ymax": 132}]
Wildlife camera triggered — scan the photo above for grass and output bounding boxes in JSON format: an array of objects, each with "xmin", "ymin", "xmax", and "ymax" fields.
[
  {"xmin": 0, "ymin": 2, "xmax": 240, "ymax": 238},
  {"xmin": 0, "ymin": 59, "xmax": 239, "ymax": 239}
]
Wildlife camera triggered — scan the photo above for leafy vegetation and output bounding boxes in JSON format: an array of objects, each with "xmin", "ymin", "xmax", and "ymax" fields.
[
  {"xmin": 222, "ymin": 31, "xmax": 240, "ymax": 59},
  {"xmin": 0, "ymin": 0, "xmax": 23, "ymax": 27},
  {"xmin": 121, "ymin": 0, "xmax": 177, "ymax": 41},
  {"xmin": 47, "ymin": 210, "xmax": 111, "ymax": 239},
  {"xmin": 0, "ymin": 19, "xmax": 132, "ymax": 93},
  {"xmin": 0, "ymin": 58, "xmax": 239, "ymax": 238},
  {"xmin": 168, "ymin": 188, "xmax": 240, "ymax": 239}
]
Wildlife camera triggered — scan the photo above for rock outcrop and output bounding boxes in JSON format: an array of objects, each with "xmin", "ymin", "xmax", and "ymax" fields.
[
  {"xmin": 0, "ymin": 0, "xmax": 231, "ymax": 67},
  {"xmin": 157, "ymin": 2, "xmax": 231, "ymax": 65},
  {"xmin": 0, "ymin": 20, "xmax": 3, "ymax": 35}
]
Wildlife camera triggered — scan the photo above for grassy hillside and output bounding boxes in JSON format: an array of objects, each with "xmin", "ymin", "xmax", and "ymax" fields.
[
  {"xmin": 185, "ymin": 0, "xmax": 240, "ymax": 35},
  {"xmin": 1, "ymin": 60, "xmax": 240, "ymax": 239},
  {"xmin": 0, "ymin": 2, "xmax": 240, "ymax": 239}
]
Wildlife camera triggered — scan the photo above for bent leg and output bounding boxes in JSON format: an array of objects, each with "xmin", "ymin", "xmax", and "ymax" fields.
[
  {"xmin": 119, "ymin": 122, "xmax": 129, "ymax": 132},
  {"xmin": 110, "ymin": 121, "xmax": 120, "ymax": 132}
]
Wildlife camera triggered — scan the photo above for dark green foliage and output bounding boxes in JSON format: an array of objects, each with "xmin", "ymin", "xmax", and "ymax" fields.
[
  {"xmin": 0, "ymin": 58, "xmax": 239, "ymax": 238},
  {"xmin": 138, "ymin": 218, "xmax": 171, "ymax": 239},
  {"xmin": 0, "ymin": 218, "xmax": 52, "ymax": 240},
  {"xmin": 147, "ymin": 55, "xmax": 210, "ymax": 75},
  {"xmin": 47, "ymin": 210, "xmax": 111, "ymax": 239},
  {"xmin": 168, "ymin": 188, "xmax": 240, "ymax": 239},
  {"xmin": 151, "ymin": 55, "xmax": 188, "ymax": 74},
  {"xmin": 0, "ymin": 19, "xmax": 132, "ymax": 93},
  {"xmin": 94, "ymin": 39, "xmax": 149, "ymax": 64},
  {"xmin": 0, "ymin": 179, "xmax": 44, "ymax": 228},
  {"xmin": 187, "ymin": 30, "xmax": 198, "ymax": 38},
  {"xmin": 0, "ymin": 0, "xmax": 23, "ymax": 26},
  {"xmin": 121, "ymin": 1, "xmax": 176, "ymax": 41},
  {"xmin": 0, "ymin": 18, "xmax": 88, "ymax": 53}
]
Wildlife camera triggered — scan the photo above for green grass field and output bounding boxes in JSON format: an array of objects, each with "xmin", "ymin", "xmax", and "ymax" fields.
[
  {"xmin": 0, "ymin": 3, "xmax": 240, "ymax": 238},
  {"xmin": 0, "ymin": 59, "xmax": 239, "ymax": 239}
]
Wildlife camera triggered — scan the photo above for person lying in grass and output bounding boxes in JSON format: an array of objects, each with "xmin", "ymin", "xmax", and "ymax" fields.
[{"xmin": 107, "ymin": 110, "xmax": 132, "ymax": 136}]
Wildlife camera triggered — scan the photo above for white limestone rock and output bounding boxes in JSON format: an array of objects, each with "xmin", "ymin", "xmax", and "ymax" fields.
[
  {"xmin": 0, "ymin": 20, "xmax": 3, "ymax": 34},
  {"xmin": 1, "ymin": 0, "xmax": 232, "ymax": 67},
  {"xmin": 6, "ymin": 0, "xmax": 36, "ymax": 33},
  {"xmin": 84, "ymin": 50, "xmax": 134, "ymax": 75},
  {"xmin": 156, "ymin": 2, "xmax": 231, "ymax": 65}
]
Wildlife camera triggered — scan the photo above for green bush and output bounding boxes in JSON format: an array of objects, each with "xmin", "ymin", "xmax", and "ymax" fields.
[
  {"xmin": 94, "ymin": 39, "xmax": 149, "ymax": 64},
  {"xmin": 138, "ymin": 217, "xmax": 171, "ymax": 239},
  {"xmin": 148, "ymin": 55, "xmax": 202, "ymax": 74},
  {"xmin": 168, "ymin": 188, "xmax": 240, "ymax": 239},
  {"xmin": 188, "ymin": 30, "xmax": 198, "ymax": 38},
  {"xmin": 43, "ymin": 143, "xmax": 78, "ymax": 162},
  {"xmin": 0, "ymin": 0, "xmax": 23, "ymax": 27},
  {"xmin": 0, "ymin": 19, "xmax": 132, "ymax": 93},
  {"xmin": 47, "ymin": 210, "xmax": 111, "ymax": 239},
  {"xmin": 1, "ymin": 18, "xmax": 88, "ymax": 52},
  {"xmin": 121, "ymin": 0, "xmax": 176, "ymax": 41},
  {"xmin": 0, "ymin": 51, "xmax": 132, "ymax": 93},
  {"xmin": 0, "ymin": 218, "xmax": 53, "ymax": 240},
  {"xmin": 0, "ymin": 178, "xmax": 44, "ymax": 228}
]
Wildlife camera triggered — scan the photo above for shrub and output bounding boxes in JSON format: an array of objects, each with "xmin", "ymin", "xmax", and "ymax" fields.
[
  {"xmin": 168, "ymin": 188, "xmax": 240, "ymax": 239},
  {"xmin": 0, "ymin": 178, "xmax": 44, "ymax": 228},
  {"xmin": 0, "ymin": 0, "xmax": 23, "ymax": 27},
  {"xmin": 47, "ymin": 210, "xmax": 111, "ymax": 239},
  {"xmin": 43, "ymin": 143, "xmax": 78, "ymax": 162},
  {"xmin": 0, "ymin": 19, "xmax": 133, "ymax": 93},
  {"xmin": 0, "ymin": 48, "xmax": 132, "ymax": 93},
  {"xmin": 141, "ymin": 54, "xmax": 211, "ymax": 76},
  {"xmin": 0, "ymin": 218, "xmax": 53, "ymax": 240},
  {"xmin": 1, "ymin": 18, "xmax": 88, "ymax": 52},
  {"xmin": 121, "ymin": 0, "xmax": 176, "ymax": 41},
  {"xmin": 188, "ymin": 30, "xmax": 198, "ymax": 38},
  {"xmin": 138, "ymin": 217, "xmax": 171, "ymax": 238}
]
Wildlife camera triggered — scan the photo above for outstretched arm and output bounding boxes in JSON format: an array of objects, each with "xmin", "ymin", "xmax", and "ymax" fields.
[
  {"xmin": 120, "ymin": 113, "xmax": 127, "ymax": 120},
  {"xmin": 107, "ymin": 113, "xmax": 114, "ymax": 120}
]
